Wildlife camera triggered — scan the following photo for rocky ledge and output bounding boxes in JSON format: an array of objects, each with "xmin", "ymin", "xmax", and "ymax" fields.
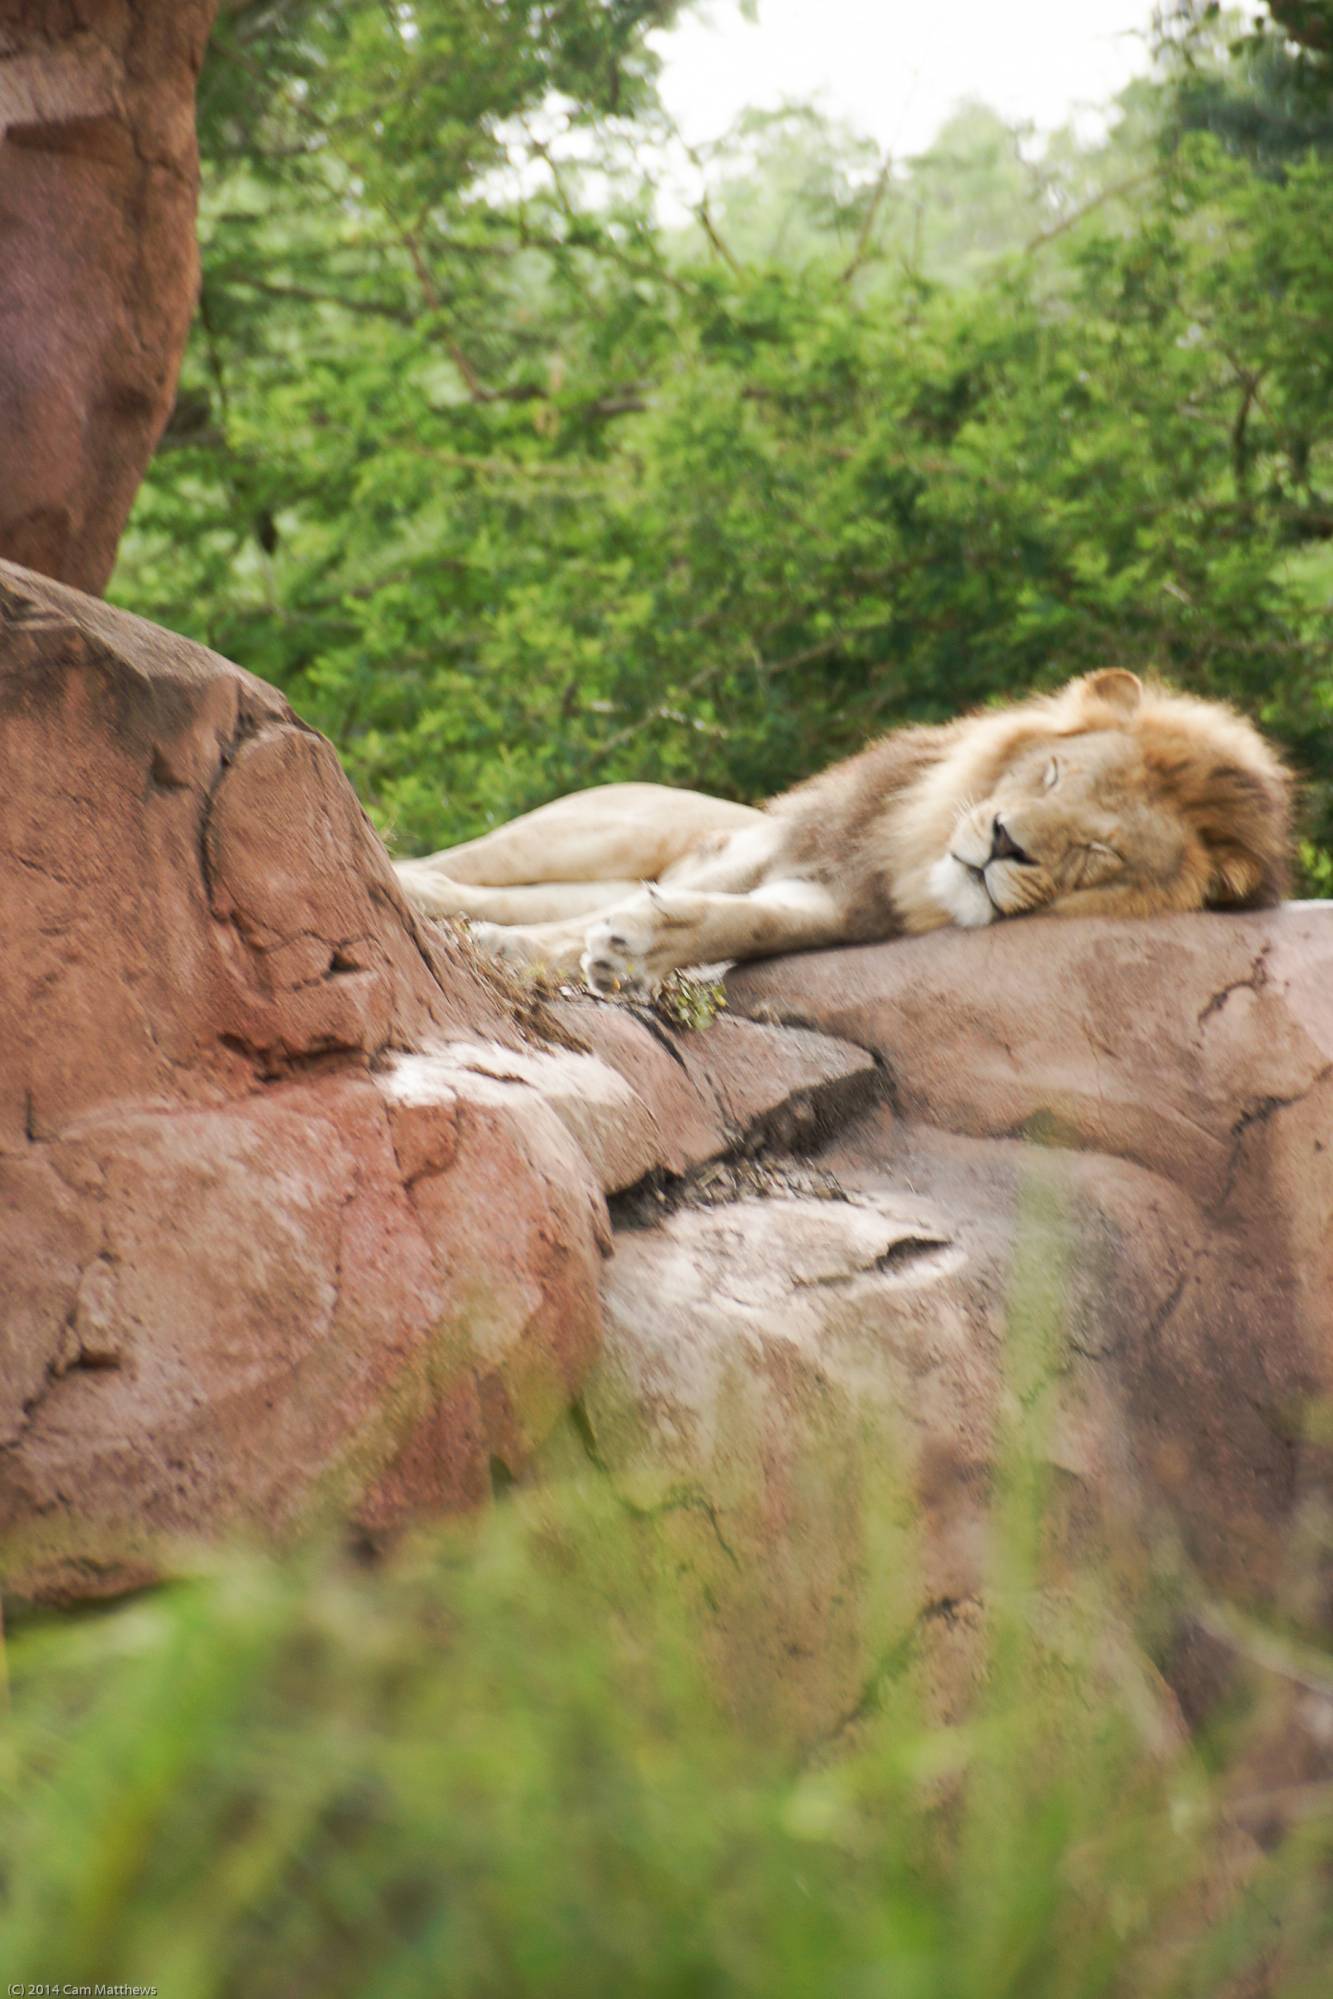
[{"xmin": 1, "ymin": 557, "xmax": 1329, "ymax": 1759}]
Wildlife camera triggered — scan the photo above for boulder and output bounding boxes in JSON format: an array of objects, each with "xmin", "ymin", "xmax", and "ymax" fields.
[
  {"xmin": 0, "ymin": 559, "xmax": 611, "ymax": 1594},
  {"xmin": 727, "ymin": 912, "xmax": 1333, "ymax": 1617},
  {"xmin": 546, "ymin": 913, "xmax": 1331, "ymax": 1745}
]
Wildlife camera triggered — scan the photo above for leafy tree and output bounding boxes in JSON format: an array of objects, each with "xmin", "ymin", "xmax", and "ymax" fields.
[
  {"xmin": 111, "ymin": 1, "xmax": 1333, "ymax": 881},
  {"xmin": 1160, "ymin": 1, "xmax": 1333, "ymax": 167}
]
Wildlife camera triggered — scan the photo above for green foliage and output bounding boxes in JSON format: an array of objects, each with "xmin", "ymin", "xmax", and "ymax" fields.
[
  {"xmin": 0, "ymin": 1483, "xmax": 1329, "ymax": 1998},
  {"xmin": 654, "ymin": 968, "xmax": 727, "ymax": 1028},
  {"xmin": 1161, "ymin": 4, "xmax": 1333, "ymax": 168},
  {"xmin": 111, "ymin": 2, "xmax": 1332, "ymax": 883}
]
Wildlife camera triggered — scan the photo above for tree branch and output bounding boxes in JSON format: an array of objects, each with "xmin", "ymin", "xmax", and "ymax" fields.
[
  {"xmin": 840, "ymin": 152, "xmax": 896, "ymax": 285},
  {"xmin": 695, "ymin": 191, "xmax": 742, "ymax": 273},
  {"xmin": 1023, "ymin": 168, "xmax": 1159, "ymax": 253},
  {"xmin": 218, "ymin": 273, "xmax": 416, "ymax": 322}
]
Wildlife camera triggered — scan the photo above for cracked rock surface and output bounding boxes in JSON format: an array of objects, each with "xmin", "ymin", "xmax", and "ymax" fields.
[
  {"xmin": 0, "ymin": 561, "xmax": 614, "ymax": 1593},
  {"xmin": 728, "ymin": 909, "xmax": 1333, "ymax": 1615},
  {"xmin": 551, "ymin": 908, "xmax": 1330, "ymax": 1745}
]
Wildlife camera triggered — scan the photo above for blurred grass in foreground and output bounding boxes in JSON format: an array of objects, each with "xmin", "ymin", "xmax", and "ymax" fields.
[{"xmin": 0, "ymin": 1472, "xmax": 1329, "ymax": 1999}]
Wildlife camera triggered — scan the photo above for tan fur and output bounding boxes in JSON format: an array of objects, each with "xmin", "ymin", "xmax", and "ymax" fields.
[{"xmin": 394, "ymin": 671, "xmax": 1293, "ymax": 993}]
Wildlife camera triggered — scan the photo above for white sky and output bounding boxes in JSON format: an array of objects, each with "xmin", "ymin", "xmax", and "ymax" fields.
[{"xmin": 651, "ymin": 0, "xmax": 1167, "ymax": 157}]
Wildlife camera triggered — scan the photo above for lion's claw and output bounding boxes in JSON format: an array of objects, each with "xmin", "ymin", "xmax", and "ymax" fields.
[{"xmin": 581, "ymin": 892, "xmax": 671, "ymax": 997}]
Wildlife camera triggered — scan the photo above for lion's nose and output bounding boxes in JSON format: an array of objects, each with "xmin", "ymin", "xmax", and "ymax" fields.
[{"xmin": 990, "ymin": 817, "xmax": 1033, "ymax": 865}]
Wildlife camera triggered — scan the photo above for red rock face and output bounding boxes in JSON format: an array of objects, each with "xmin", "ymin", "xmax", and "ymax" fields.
[
  {"xmin": 706, "ymin": 913, "xmax": 1333, "ymax": 1743},
  {"xmin": 727, "ymin": 912, "xmax": 1333, "ymax": 1615},
  {"xmin": 0, "ymin": 560, "xmax": 612, "ymax": 1594},
  {"xmin": 0, "ymin": 2, "xmax": 220, "ymax": 592}
]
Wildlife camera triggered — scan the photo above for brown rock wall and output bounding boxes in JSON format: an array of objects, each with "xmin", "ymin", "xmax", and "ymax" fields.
[
  {"xmin": 0, "ymin": 2, "xmax": 220, "ymax": 591},
  {"xmin": 0, "ymin": 561, "xmax": 609, "ymax": 1592}
]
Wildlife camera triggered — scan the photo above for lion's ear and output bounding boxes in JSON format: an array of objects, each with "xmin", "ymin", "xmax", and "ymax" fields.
[{"xmin": 1082, "ymin": 669, "xmax": 1143, "ymax": 717}]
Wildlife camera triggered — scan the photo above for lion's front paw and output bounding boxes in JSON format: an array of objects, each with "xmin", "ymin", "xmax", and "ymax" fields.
[
  {"xmin": 468, "ymin": 920, "xmax": 529, "ymax": 969},
  {"xmin": 581, "ymin": 887, "xmax": 687, "ymax": 998}
]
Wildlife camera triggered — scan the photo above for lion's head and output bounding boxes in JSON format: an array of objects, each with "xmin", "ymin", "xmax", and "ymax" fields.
[{"xmin": 924, "ymin": 669, "xmax": 1292, "ymax": 930}]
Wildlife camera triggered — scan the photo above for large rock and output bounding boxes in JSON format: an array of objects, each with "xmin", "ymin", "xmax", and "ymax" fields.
[
  {"xmin": 728, "ymin": 911, "xmax": 1333, "ymax": 1615},
  {"xmin": 0, "ymin": 560, "xmax": 608, "ymax": 1593},
  {"xmin": 568, "ymin": 1163, "xmax": 1178, "ymax": 1747},
  {"xmin": 544, "ymin": 912, "xmax": 1331, "ymax": 1746}
]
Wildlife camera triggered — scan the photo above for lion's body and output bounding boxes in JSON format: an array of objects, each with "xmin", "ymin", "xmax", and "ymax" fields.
[{"xmin": 394, "ymin": 671, "xmax": 1292, "ymax": 993}]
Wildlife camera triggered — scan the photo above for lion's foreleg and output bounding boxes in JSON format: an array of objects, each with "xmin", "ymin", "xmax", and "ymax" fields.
[
  {"xmin": 394, "ymin": 866, "xmax": 639, "ymax": 926},
  {"xmin": 581, "ymin": 879, "xmax": 846, "ymax": 995}
]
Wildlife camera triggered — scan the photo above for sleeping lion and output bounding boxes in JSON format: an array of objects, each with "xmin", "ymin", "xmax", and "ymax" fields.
[{"xmin": 394, "ymin": 669, "xmax": 1292, "ymax": 996}]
